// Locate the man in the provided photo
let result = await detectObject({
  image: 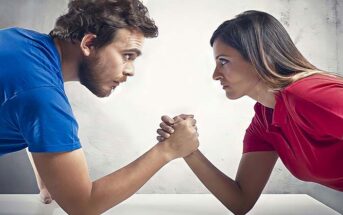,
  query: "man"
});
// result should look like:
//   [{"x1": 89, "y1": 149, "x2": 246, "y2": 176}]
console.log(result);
[{"x1": 0, "y1": 0, "x2": 199, "y2": 214}]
